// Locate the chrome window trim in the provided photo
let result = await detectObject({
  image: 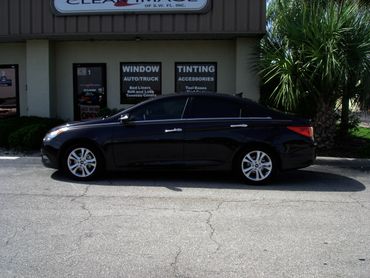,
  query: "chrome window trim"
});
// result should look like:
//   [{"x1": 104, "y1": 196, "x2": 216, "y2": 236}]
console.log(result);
[{"x1": 124, "y1": 117, "x2": 273, "y2": 124}]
